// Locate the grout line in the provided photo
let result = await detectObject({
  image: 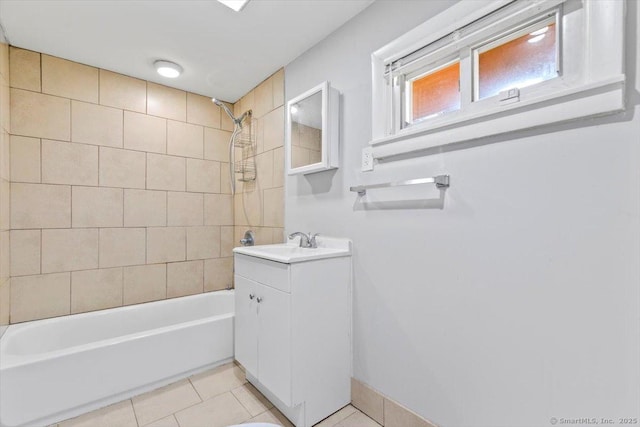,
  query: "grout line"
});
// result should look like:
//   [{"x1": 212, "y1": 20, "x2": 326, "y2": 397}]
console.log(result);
[{"x1": 128, "y1": 399, "x2": 141, "y2": 427}]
